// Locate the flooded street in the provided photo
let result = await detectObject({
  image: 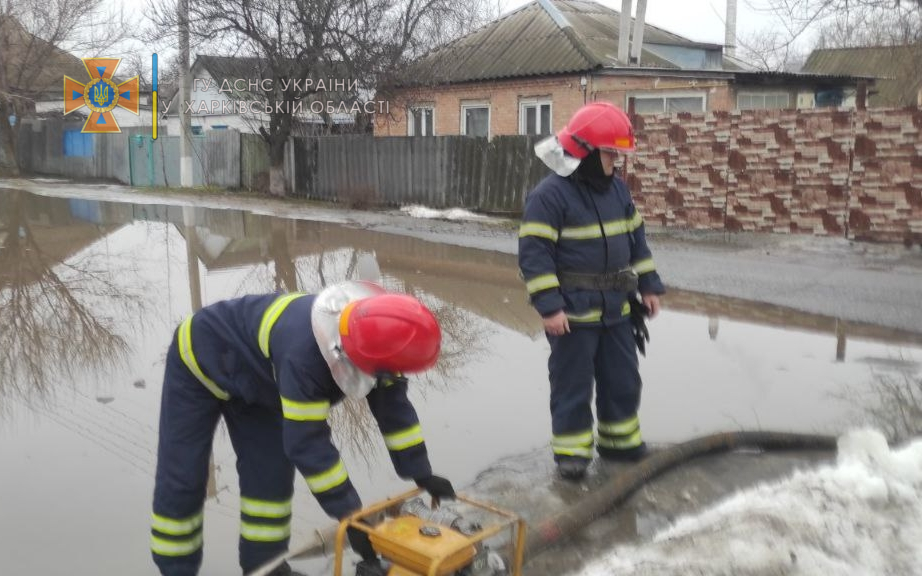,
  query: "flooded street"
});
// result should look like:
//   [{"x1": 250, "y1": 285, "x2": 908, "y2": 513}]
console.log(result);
[{"x1": 1, "y1": 187, "x2": 921, "y2": 575}]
